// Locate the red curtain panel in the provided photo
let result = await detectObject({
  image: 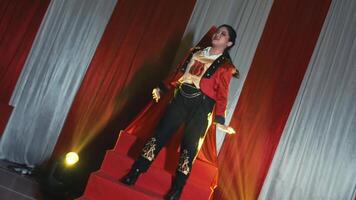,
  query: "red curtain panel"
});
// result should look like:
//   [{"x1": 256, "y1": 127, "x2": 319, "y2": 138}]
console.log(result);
[
  {"x1": 53, "y1": 0, "x2": 196, "y2": 162},
  {"x1": 0, "y1": 0, "x2": 49, "y2": 135},
  {"x1": 215, "y1": 0, "x2": 331, "y2": 199},
  {"x1": 0, "y1": 0, "x2": 50, "y2": 103}
]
